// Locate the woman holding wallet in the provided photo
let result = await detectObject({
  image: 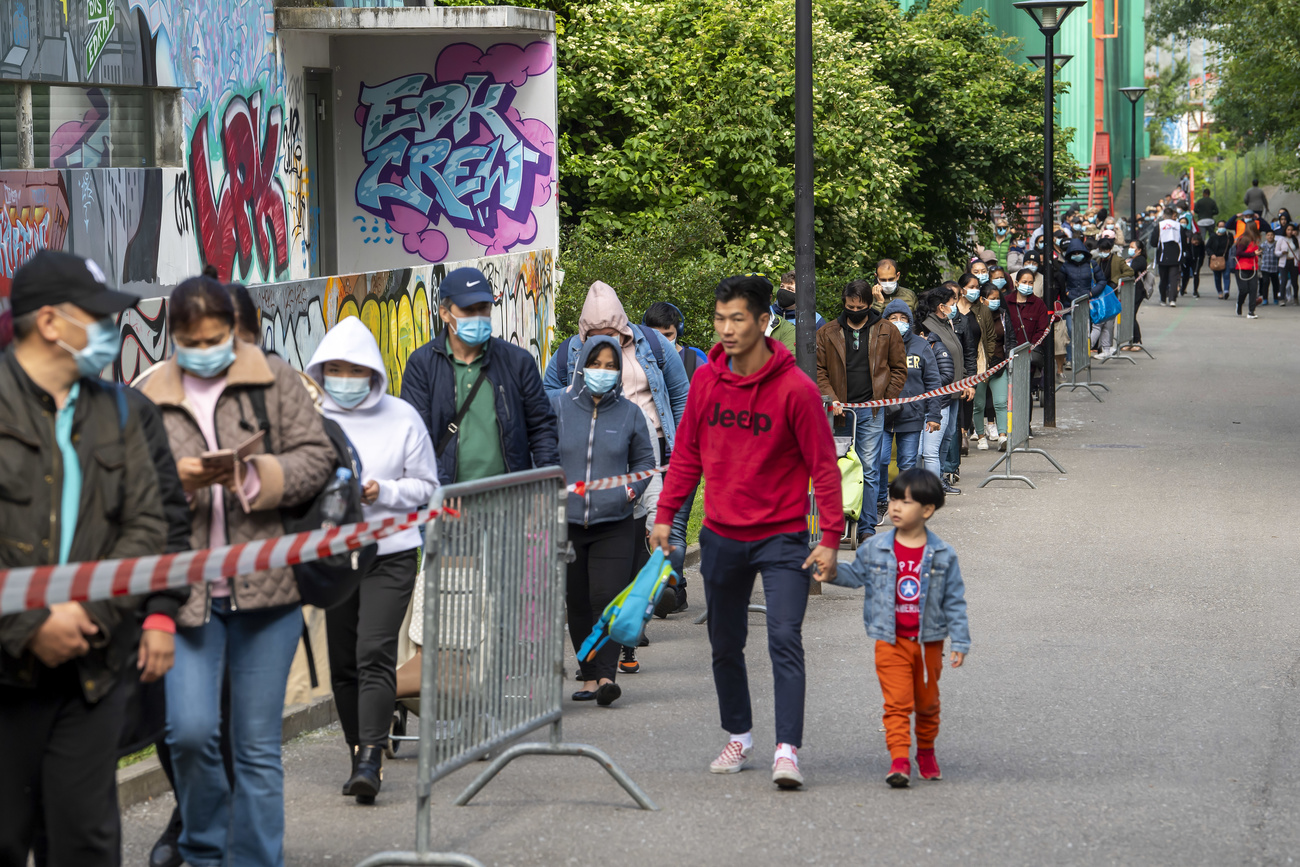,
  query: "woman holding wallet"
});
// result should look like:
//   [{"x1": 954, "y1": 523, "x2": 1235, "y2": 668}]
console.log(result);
[{"x1": 138, "y1": 275, "x2": 334, "y2": 867}]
